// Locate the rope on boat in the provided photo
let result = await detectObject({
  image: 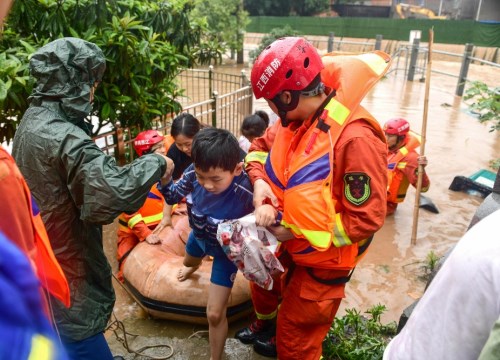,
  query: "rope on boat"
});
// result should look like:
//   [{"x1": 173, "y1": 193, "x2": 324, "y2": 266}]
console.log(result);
[{"x1": 108, "y1": 273, "x2": 174, "y2": 359}]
